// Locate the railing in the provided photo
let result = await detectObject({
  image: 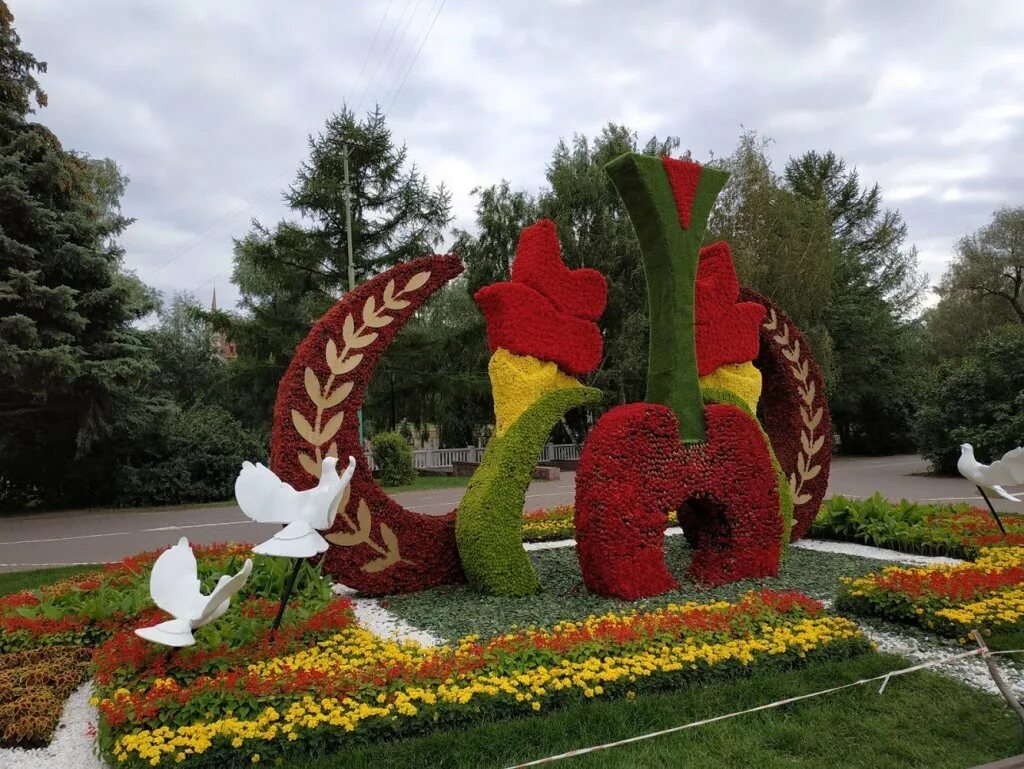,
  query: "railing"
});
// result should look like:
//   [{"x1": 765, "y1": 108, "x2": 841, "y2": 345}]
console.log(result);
[{"x1": 365, "y1": 443, "x2": 581, "y2": 470}]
